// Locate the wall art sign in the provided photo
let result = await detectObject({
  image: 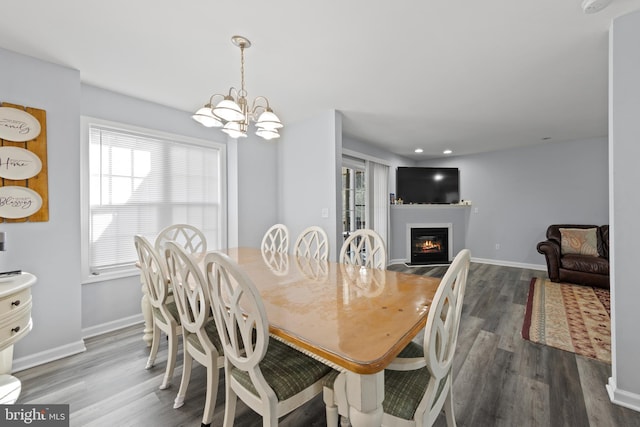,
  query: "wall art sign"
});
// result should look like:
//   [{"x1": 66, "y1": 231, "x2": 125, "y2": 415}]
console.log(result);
[
  {"x1": 0, "y1": 102, "x2": 49, "y2": 222},
  {"x1": 0, "y1": 146, "x2": 42, "y2": 180},
  {"x1": 0, "y1": 186, "x2": 43, "y2": 219},
  {"x1": 0, "y1": 107, "x2": 42, "y2": 142}
]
